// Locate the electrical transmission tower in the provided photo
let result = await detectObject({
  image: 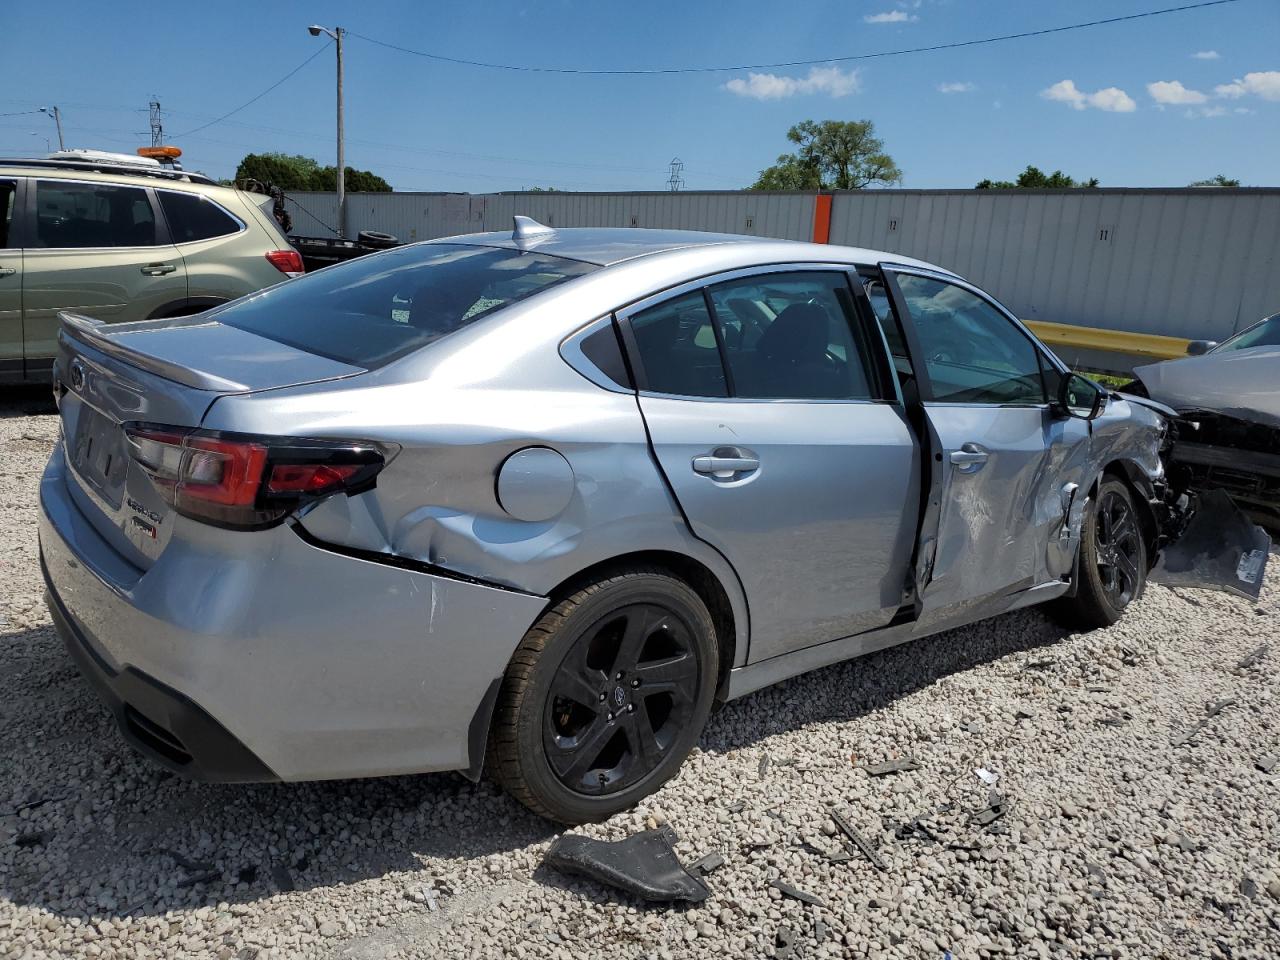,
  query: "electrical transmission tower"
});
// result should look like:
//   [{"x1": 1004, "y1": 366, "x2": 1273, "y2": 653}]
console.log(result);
[
  {"x1": 149, "y1": 99, "x2": 164, "y2": 147},
  {"x1": 666, "y1": 157, "x2": 684, "y2": 192}
]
